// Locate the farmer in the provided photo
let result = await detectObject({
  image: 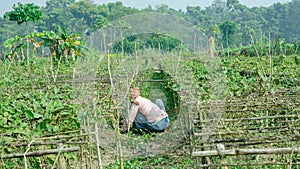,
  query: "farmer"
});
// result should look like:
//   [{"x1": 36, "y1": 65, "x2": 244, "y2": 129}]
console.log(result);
[{"x1": 121, "y1": 87, "x2": 169, "y2": 132}]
